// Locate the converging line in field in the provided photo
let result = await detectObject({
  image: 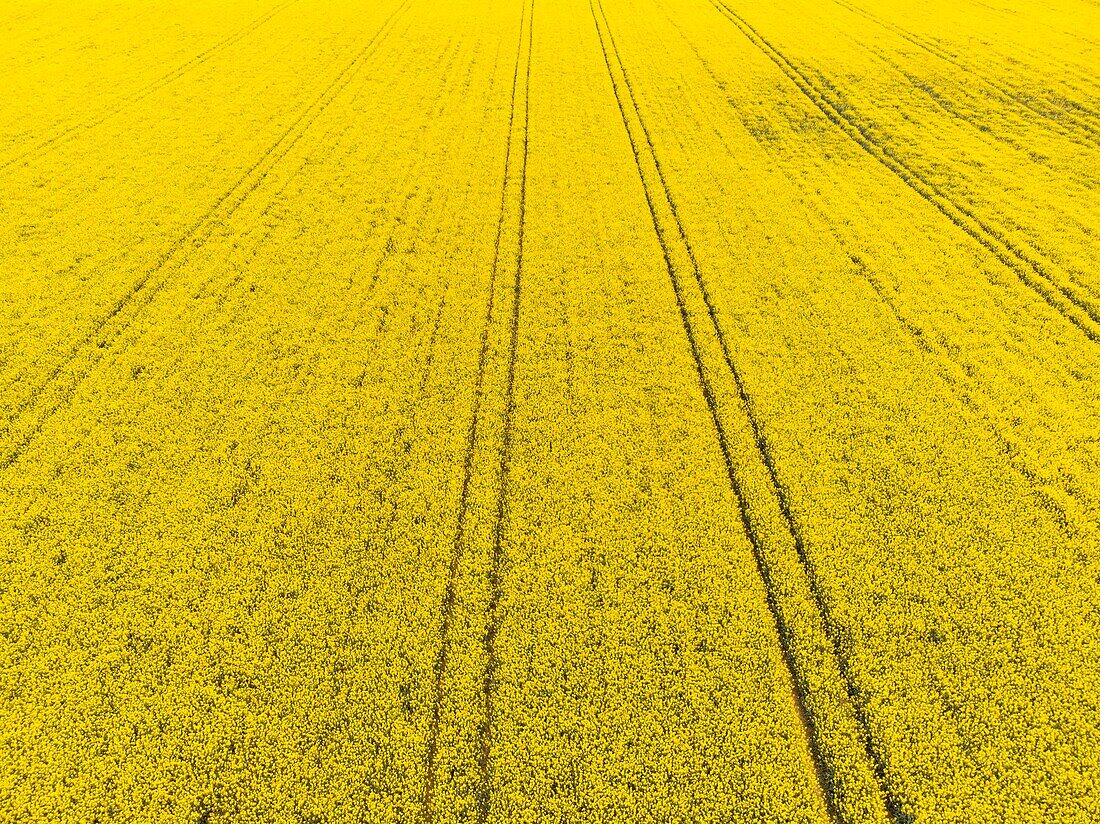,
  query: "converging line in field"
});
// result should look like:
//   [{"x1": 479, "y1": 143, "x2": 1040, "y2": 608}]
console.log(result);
[
  {"x1": 705, "y1": 0, "x2": 1100, "y2": 345},
  {"x1": 0, "y1": 0, "x2": 415, "y2": 474},
  {"x1": 830, "y1": 0, "x2": 1100, "y2": 148},
  {"x1": 590, "y1": 1, "x2": 908, "y2": 822},
  {"x1": 476, "y1": 0, "x2": 534, "y2": 819},
  {"x1": 0, "y1": 0, "x2": 301, "y2": 172},
  {"x1": 419, "y1": 0, "x2": 534, "y2": 819}
]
